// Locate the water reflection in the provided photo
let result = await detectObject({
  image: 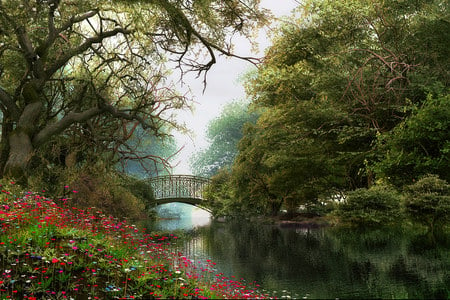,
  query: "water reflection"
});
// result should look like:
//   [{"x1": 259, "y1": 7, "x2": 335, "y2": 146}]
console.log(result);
[
  {"x1": 164, "y1": 220, "x2": 450, "y2": 299},
  {"x1": 154, "y1": 203, "x2": 211, "y2": 231}
]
